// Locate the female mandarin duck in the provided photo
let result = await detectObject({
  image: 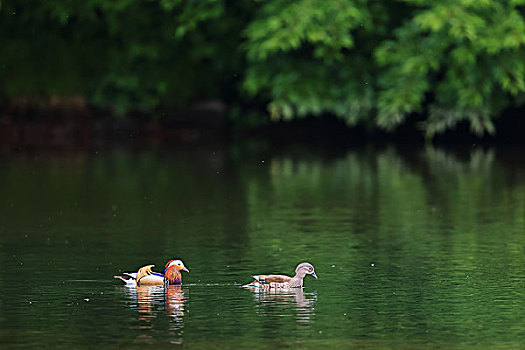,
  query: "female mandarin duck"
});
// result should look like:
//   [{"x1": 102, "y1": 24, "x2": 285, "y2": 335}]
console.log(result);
[
  {"x1": 114, "y1": 259, "x2": 189, "y2": 286},
  {"x1": 243, "y1": 262, "x2": 317, "y2": 289}
]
